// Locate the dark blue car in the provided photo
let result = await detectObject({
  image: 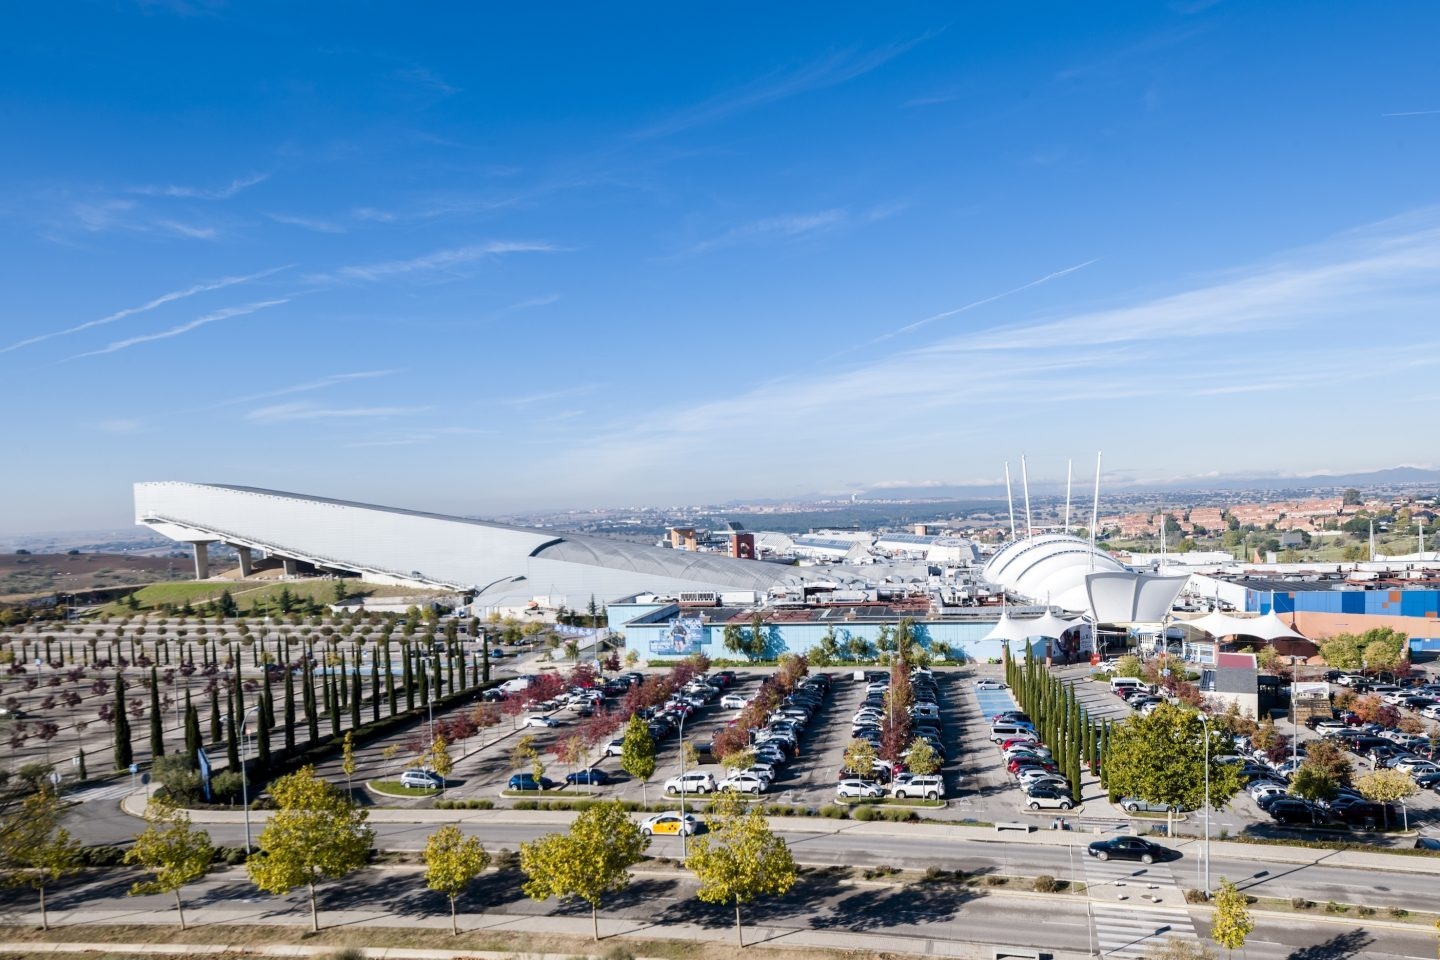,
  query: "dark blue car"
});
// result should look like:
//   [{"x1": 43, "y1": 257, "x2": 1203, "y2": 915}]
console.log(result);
[
  {"x1": 508, "y1": 773, "x2": 554, "y2": 791},
  {"x1": 564, "y1": 768, "x2": 612, "y2": 786}
]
